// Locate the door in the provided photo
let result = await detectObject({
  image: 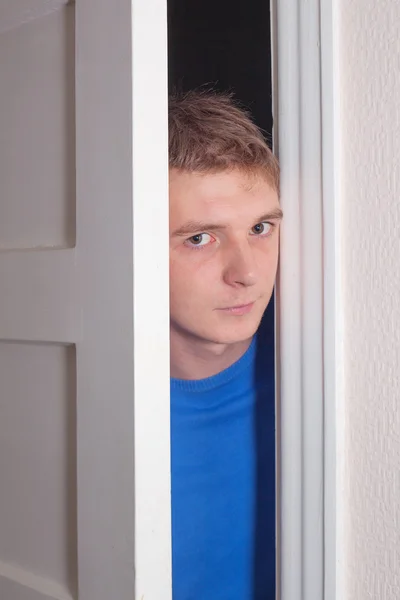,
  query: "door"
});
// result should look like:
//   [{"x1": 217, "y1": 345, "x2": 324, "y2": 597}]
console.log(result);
[{"x1": 0, "y1": 1, "x2": 171, "y2": 599}]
